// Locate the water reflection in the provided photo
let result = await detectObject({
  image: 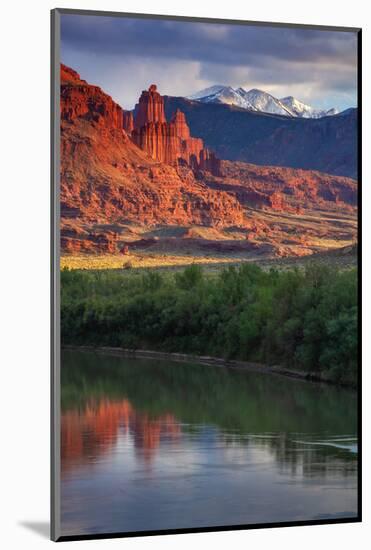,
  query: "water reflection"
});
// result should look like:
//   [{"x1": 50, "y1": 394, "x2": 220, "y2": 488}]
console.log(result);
[
  {"x1": 61, "y1": 350, "x2": 358, "y2": 537},
  {"x1": 62, "y1": 400, "x2": 181, "y2": 469}
]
